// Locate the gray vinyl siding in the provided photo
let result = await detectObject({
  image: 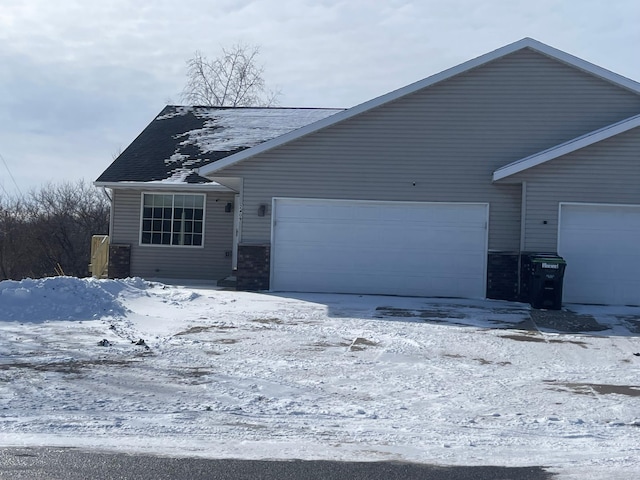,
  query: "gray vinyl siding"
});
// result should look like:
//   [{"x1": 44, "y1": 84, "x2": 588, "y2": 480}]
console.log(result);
[
  {"x1": 110, "y1": 188, "x2": 235, "y2": 280},
  {"x1": 508, "y1": 127, "x2": 640, "y2": 251},
  {"x1": 215, "y1": 48, "x2": 640, "y2": 252}
]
